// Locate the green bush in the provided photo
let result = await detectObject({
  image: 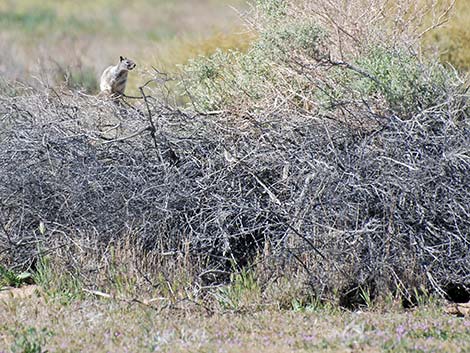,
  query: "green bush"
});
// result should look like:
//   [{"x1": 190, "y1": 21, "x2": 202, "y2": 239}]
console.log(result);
[
  {"x1": 320, "y1": 47, "x2": 452, "y2": 116},
  {"x1": 53, "y1": 65, "x2": 99, "y2": 94},
  {"x1": 181, "y1": 16, "x2": 326, "y2": 112},
  {"x1": 182, "y1": 0, "x2": 461, "y2": 118},
  {"x1": 254, "y1": 0, "x2": 287, "y2": 18},
  {"x1": 66, "y1": 67, "x2": 99, "y2": 93},
  {"x1": 183, "y1": 49, "x2": 269, "y2": 111}
]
